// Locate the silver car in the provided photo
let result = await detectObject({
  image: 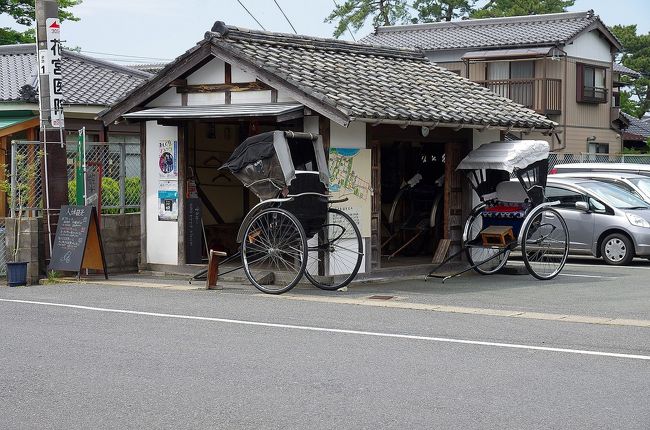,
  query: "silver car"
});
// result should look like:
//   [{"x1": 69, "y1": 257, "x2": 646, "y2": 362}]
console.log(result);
[
  {"x1": 549, "y1": 172, "x2": 650, "y2": 203},
  {"x1": 546, "y1": 177, "x2": 650, "y2": 265}
]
